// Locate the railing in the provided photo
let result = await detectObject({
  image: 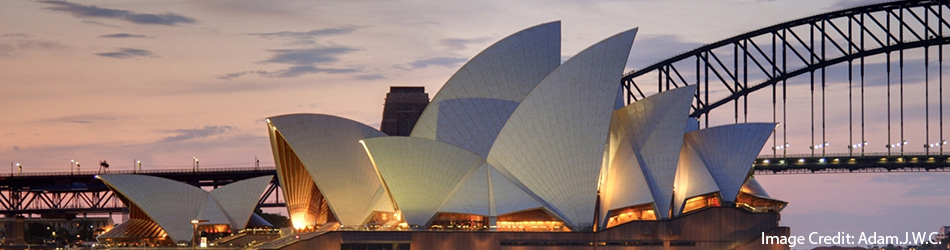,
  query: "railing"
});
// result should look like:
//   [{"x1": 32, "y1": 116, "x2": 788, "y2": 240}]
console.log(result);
[
  {"x1": 758, "y1": 151, "x2": 950, "y2": 159},
  {"x1": 1, "y1": 166, "x2": 277, "y2": 177}
]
